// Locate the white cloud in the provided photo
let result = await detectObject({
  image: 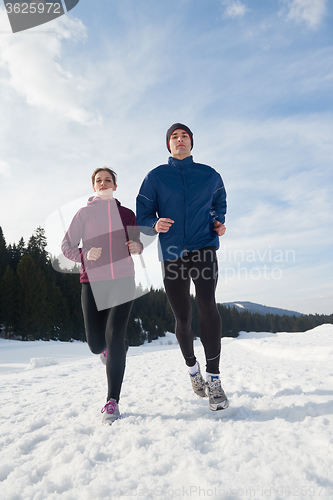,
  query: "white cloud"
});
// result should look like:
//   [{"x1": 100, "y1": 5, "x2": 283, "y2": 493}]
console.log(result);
[
  {"x1": 222, "y1": 0, "x2": 249, "y2": 19},
  {"x1": 0, "y1": 160, "x2": 11, "y2": 176},
  {"x1": 0, "y1": 9, "x2": 97, "y2": 124},
  {"x1": 280, "y1": 0, "x2": 328, "y2": 29},
  {"x1": 197, "y1": 114, "x2": 333, "y2": 313}
]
